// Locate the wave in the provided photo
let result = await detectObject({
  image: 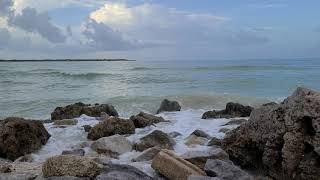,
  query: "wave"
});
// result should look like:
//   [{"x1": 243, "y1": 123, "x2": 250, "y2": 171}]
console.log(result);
[
  {"x1": 130, "y1": 67, "x2": 166, "y2": 71},
  {"x1": 192, "y1": 65, "x2": 306, "y2": 71},
  {"x1": 44, "y1": 72, "x2": 113, "y2": 79}
]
